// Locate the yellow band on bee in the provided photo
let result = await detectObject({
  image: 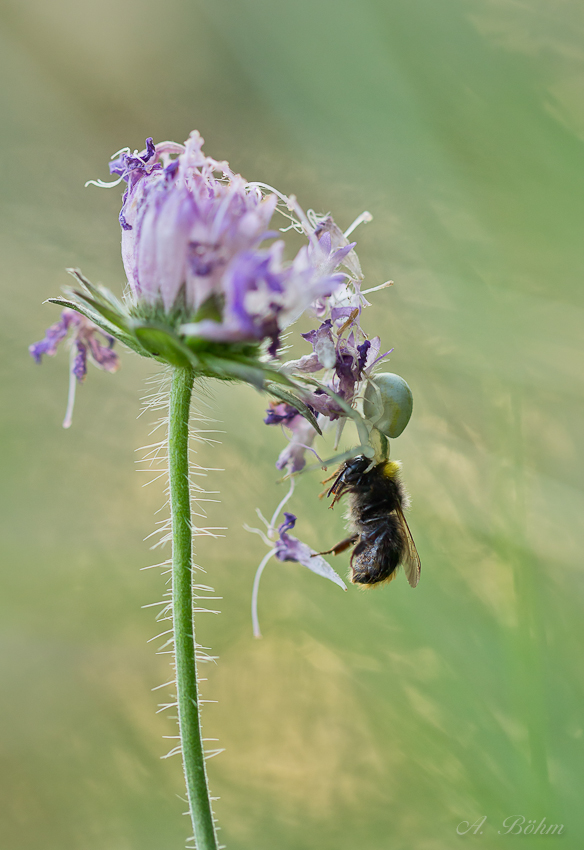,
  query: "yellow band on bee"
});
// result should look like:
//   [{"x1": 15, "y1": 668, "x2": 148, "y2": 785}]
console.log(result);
[{"x1": 381, "y1": 460, "x2": 401, "y2": 479}]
